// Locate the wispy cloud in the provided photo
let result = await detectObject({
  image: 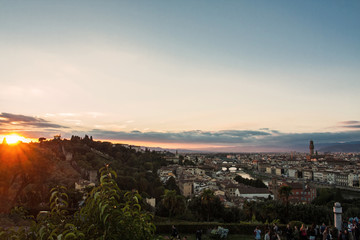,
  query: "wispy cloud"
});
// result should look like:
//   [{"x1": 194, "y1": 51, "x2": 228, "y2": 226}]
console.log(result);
[
  {"x1": 83, "y1": 128, "x2": 360, "y2": 152},
  {"x1": 0, "y1": 112, "x2": 68, "y2": 129},
  {"x1": 338, "y1": 120, "x2": 360, "y2": 129},
  {"x1": 86, "y1": 128, "x2": 360, "y2": 150},
  {"x1": 340, "y1": 121, "x2": 360, "y2": 125},
  {"x1": 89, "y1": 129, "x2": 272, "y2": 144},
  {"x1": 1, "y1": 113, "x2": 360, "y2": 151},
  {"x1": 343, "y1": 125, "x2": 360, "y2": 129}
]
